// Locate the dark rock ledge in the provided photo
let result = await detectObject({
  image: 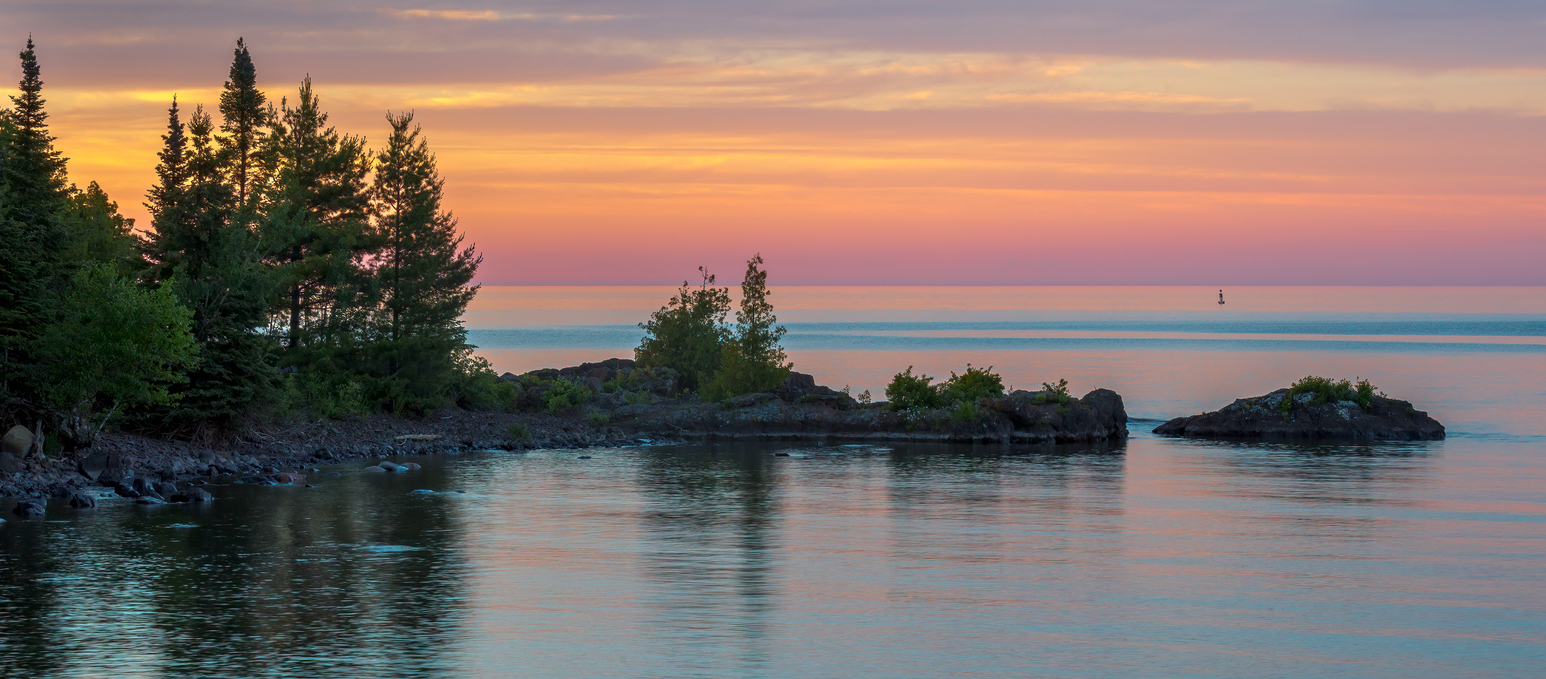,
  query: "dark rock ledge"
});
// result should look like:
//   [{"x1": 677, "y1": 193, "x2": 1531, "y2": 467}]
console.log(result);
[
  {"x1": 0, "y1": 360, "x2": 1127, "y2": 506},
  {"x1": 1153, "y1": 388, "x2": 1445, "y2": 441}
]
